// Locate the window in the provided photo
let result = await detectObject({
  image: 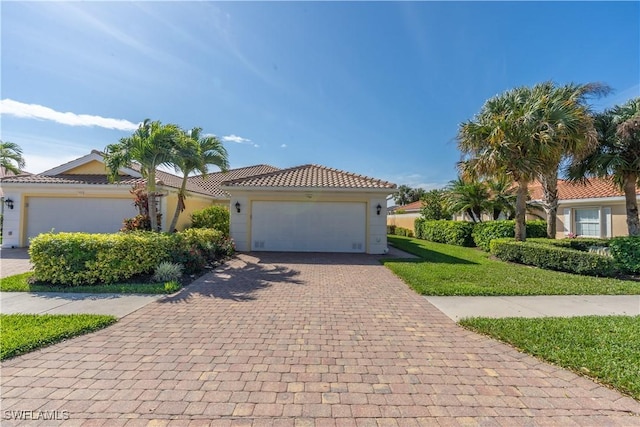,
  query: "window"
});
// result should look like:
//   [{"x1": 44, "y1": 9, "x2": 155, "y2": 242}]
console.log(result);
[{"x1": 575, "y1": 208, "x2": 600, "y2": 237}]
